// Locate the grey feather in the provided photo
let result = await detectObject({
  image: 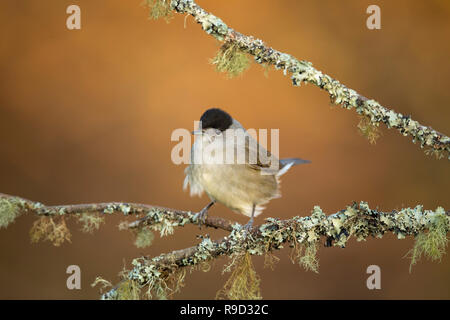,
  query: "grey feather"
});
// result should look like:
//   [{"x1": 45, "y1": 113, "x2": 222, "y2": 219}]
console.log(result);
[{"x1": 280, "y1": 158, "x2": 311, "y2": 167}]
